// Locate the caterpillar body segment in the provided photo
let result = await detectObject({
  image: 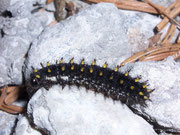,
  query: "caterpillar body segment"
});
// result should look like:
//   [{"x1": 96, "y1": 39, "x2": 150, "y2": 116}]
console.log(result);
[{"x1": 29, "y1": 58, "x2": 152, "y2": 107}]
